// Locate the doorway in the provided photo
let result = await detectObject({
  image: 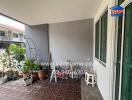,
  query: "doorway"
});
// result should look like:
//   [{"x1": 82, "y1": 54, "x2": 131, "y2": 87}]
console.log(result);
[
  {"x1": 121, "y1": 2, "x2": 132, "y2": 100},
  {"x1": 115, "y1": 1, "x2": 132, "y2": 100}
]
